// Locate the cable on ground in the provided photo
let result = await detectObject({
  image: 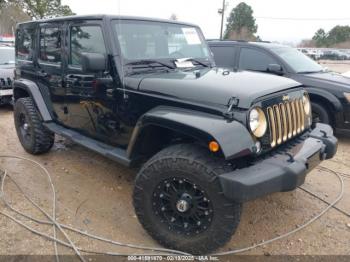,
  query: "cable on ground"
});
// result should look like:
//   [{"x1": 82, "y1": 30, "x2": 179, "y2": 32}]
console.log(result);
[{"x1": 0, "y1": 155, "x2": 345, "y2": 260}]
